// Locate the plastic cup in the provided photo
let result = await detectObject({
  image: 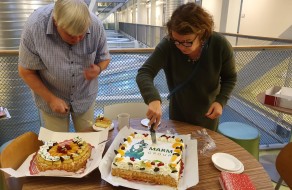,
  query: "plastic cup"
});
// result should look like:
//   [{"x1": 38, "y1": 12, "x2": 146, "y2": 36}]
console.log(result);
[{"x1": 117, "y1": 113, "x2": 130, "y2": 130}]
